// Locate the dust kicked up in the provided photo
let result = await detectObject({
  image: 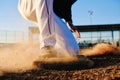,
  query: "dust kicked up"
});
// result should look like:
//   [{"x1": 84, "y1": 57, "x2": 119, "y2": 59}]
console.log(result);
[{"x1": 0, "y1": 43, "x2": 120, "y2": 76}]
